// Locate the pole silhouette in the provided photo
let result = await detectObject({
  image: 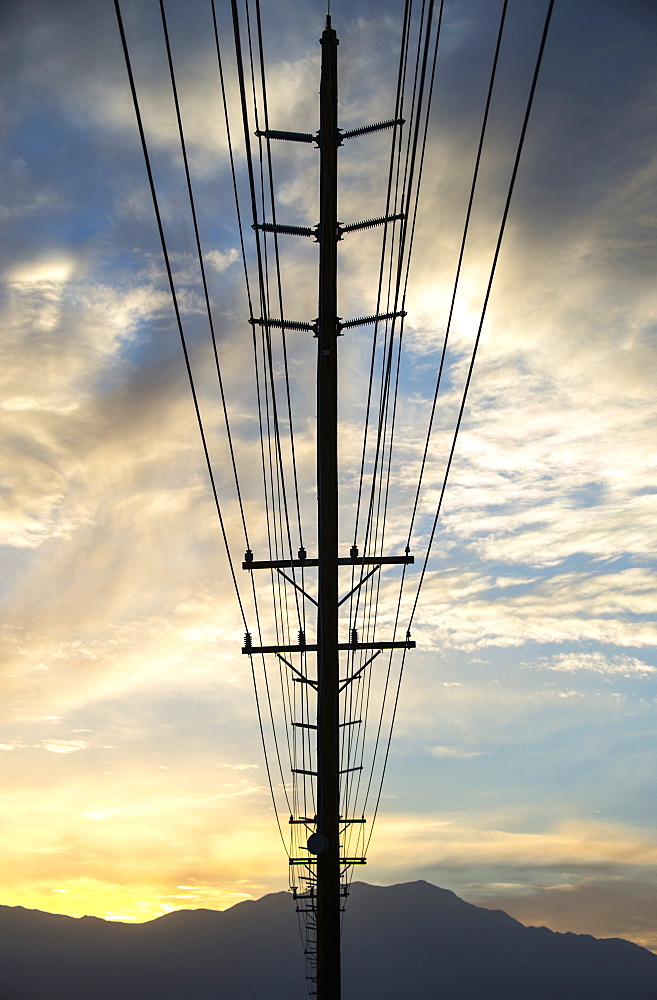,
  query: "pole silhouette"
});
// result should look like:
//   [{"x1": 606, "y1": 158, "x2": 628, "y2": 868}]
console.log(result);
[
  {"x1": 315, "y1": 18, "x2": 341, "y2": 998},
  {"x1": 242, "y1": 16, "x2": 412, "y2": 999}
]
